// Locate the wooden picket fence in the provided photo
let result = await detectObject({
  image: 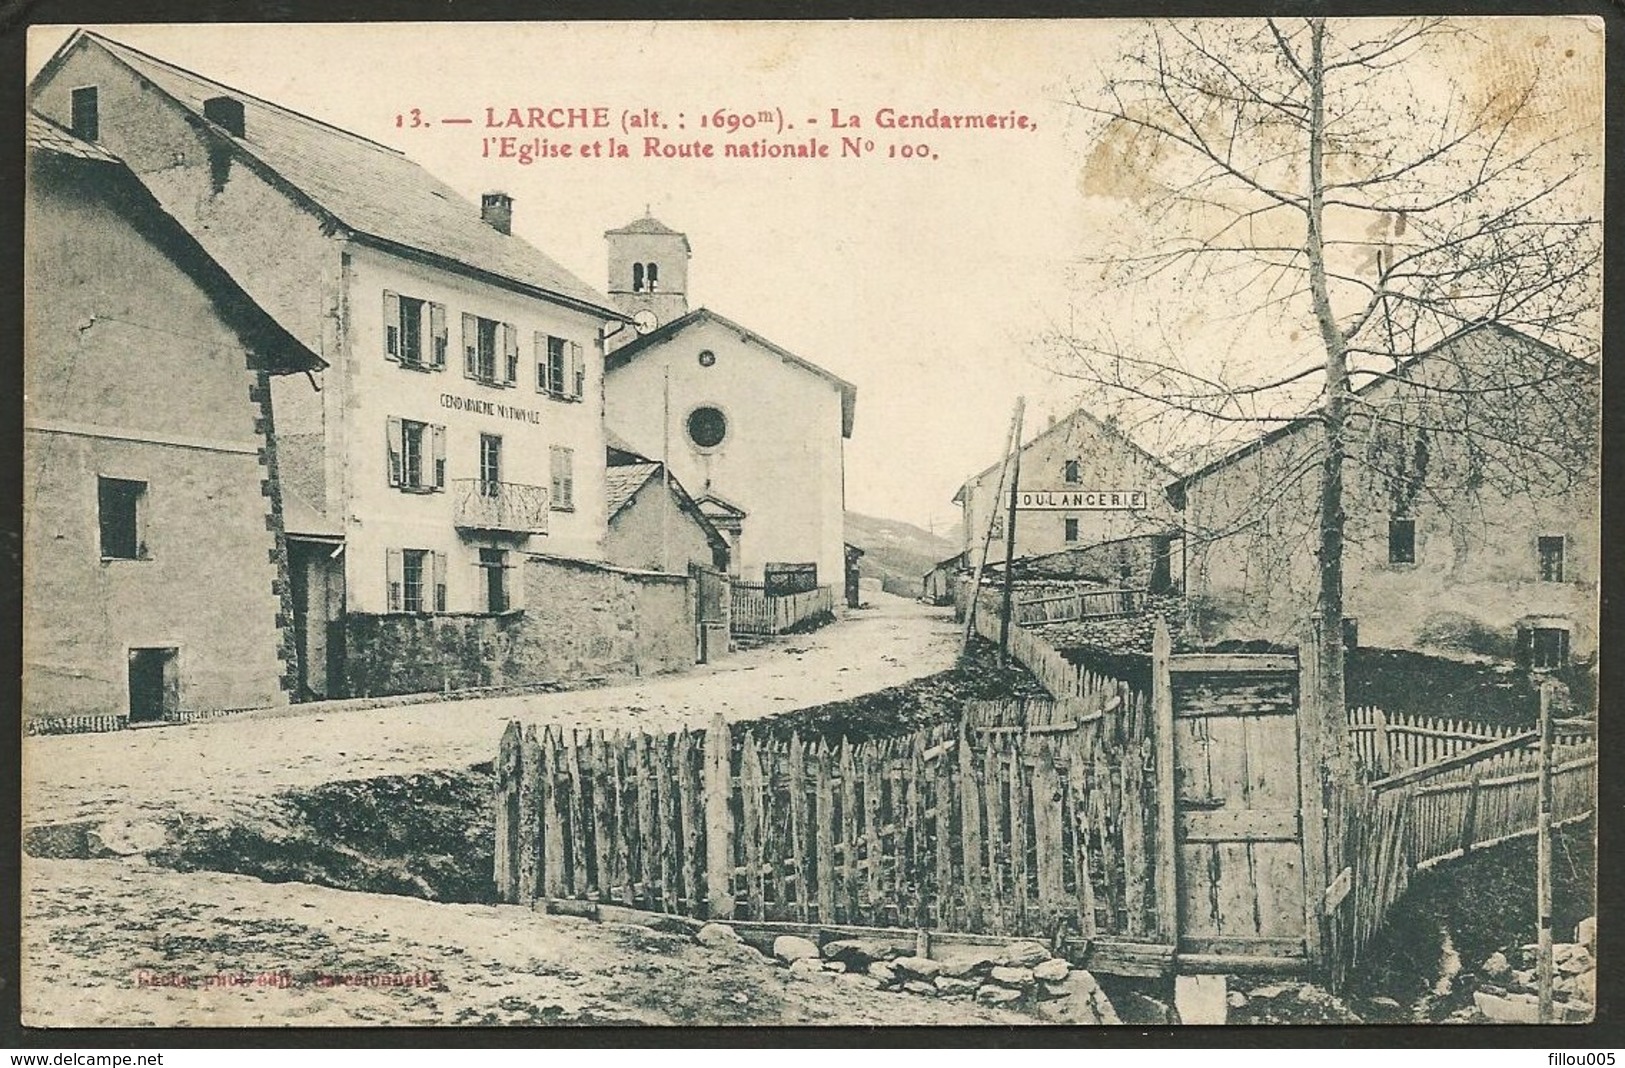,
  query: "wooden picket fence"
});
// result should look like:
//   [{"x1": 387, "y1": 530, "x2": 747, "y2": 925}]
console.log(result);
[
  {"x1": 730, "y1": 582, "x2": 836, "y2": 636},
  {"x1": 1328, "y1": 726, "x2": 1597, "y2": 975},
  {"x1": 1346, "y1": 705, "x2": 1593, "y2": 780},
  {"x1": 495, "y1": 695, "x2": 1166, "y2": 941},
  {"x1": 1014, "y1": 587, "x2": 1146, "y2": 626},
  {"x1": 969, "y1": 589, "x2": 1140, "y2": 701}
]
